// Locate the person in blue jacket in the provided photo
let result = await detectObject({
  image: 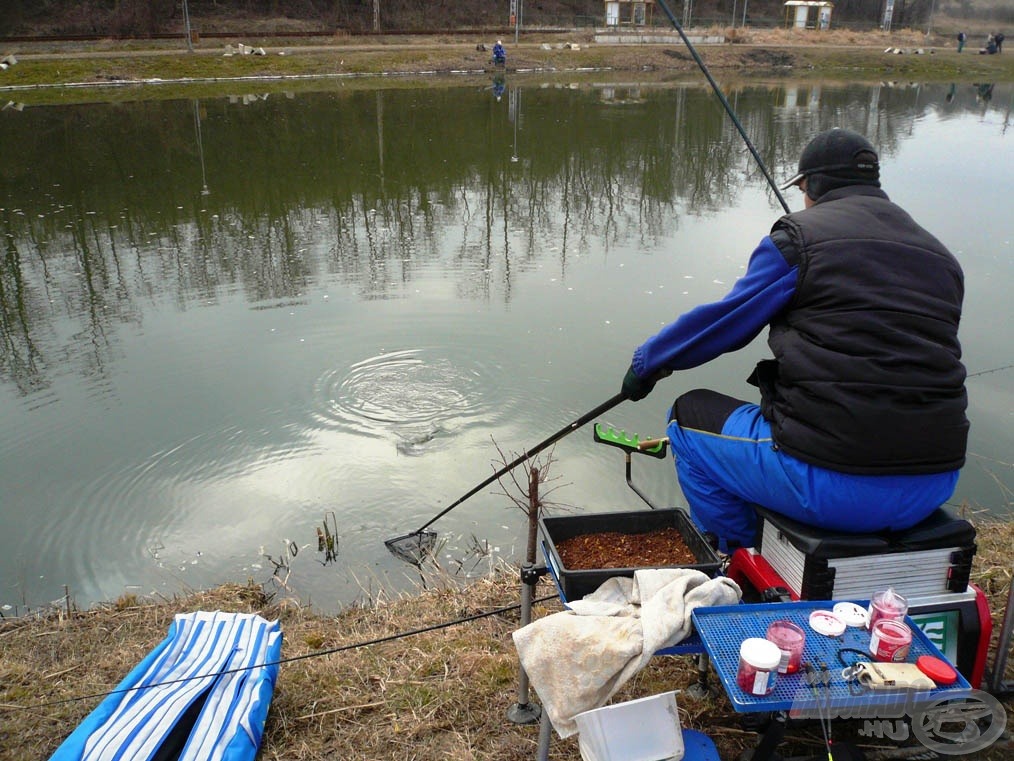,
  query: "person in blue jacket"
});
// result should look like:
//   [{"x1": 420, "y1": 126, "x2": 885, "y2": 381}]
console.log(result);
[
  {"x1": 621, "y1": 129, "x2": 968, "y2": 551},
  {"x1": 492, "y1": 40, "x2": 507, "y2": 66}
]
